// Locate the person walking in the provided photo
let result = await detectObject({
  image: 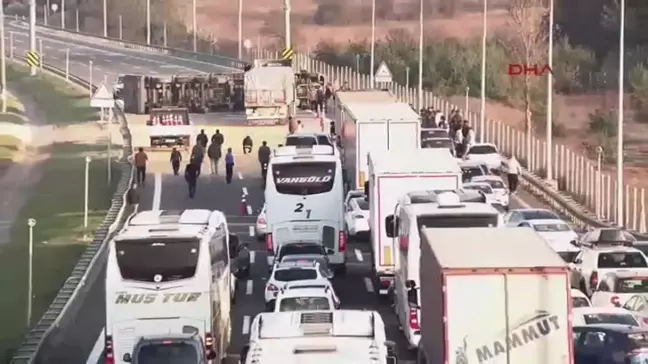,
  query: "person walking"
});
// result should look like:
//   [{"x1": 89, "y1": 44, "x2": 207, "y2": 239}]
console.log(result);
[
  {"x1": 196, "y1": 129, "x2": 208, "y2": 149},
  {"x1": 170, "y1": 147, "x2": 182, "y2": 176},
  {"x1": 191, "y1": 142, "x2": 205, "y2": 176},
  {"x1": 242, "y1": 136, "x2": 253, "y2": 154},
  {"x1": 134, "y1": 147, "x2": 148, "y2": 185},
  {"x1": 258, "y1": 141, "x2": 271, "y2": 178},
  {"x1": 296, "y1": 120, "x2": 304, "y2": 132},
  {"x1": 185, "y1": 159, "x2": 200, "y2": 198},
  {"x1": 506, "y1": 154, "x2": 522, "y2": 193},
  {"x1": 207, "y1": 141, "x2": 222, "y2": 175},
  {"x1": 126, "y1": 183, "x2": 140, "y2": 207},
  {"x1": 288, "y1": 116, "x2": 297, "y2": 134},
  {"x1": 225, "y1": 148, "x2": 235, "y2": 184},
  {"x1": 211, "y1": 129, "x2": 225, "y2": 146}
]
